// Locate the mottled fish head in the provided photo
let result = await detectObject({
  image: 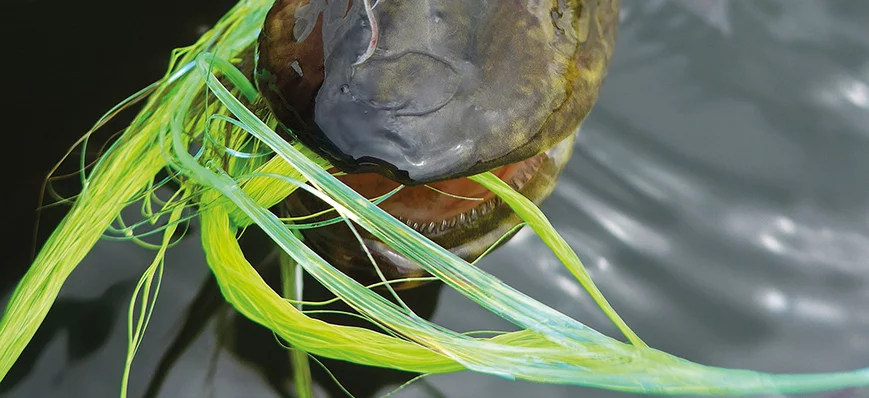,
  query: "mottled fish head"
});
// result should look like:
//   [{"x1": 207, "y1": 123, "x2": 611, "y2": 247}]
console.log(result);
[{"x1": 256, "y1": 0, "x2": 619, "y2": 288}]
